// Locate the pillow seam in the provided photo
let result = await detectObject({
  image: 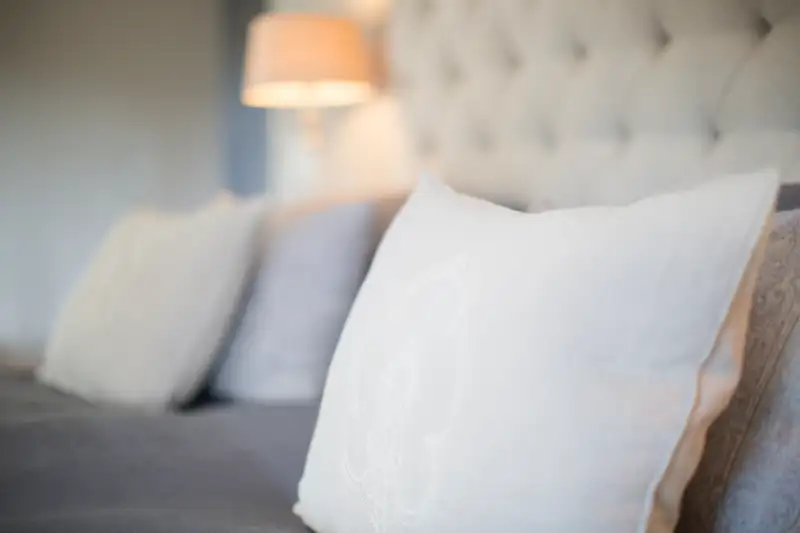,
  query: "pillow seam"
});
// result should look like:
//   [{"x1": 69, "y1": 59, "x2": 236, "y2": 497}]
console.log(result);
[{"x1": 636, "y1": 189, "x2": 776, "y2": 533}]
